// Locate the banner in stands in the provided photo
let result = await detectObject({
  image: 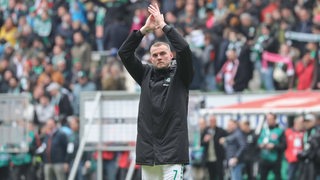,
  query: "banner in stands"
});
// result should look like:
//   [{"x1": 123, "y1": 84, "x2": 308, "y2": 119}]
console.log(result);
[{"x1": 202, "y1": 91, "x2": 320, "y2": 115}]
